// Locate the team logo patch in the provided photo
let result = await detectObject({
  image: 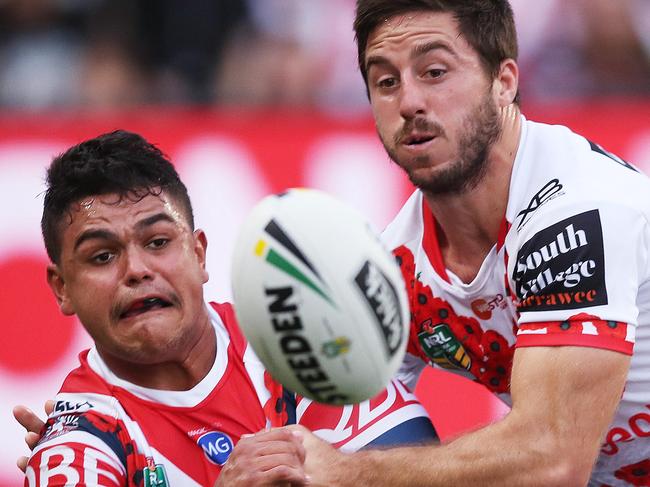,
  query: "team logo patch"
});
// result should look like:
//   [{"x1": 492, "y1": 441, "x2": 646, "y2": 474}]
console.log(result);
[
  {"x1": 417, "y1": 320, "x2": 471, "y2": 370},
  {"x1": 143, "y1": 458, "x2": 169, "y2": 487},
  {"x1": 198, "y1": 431, "x2": 234, "y2": 466},
  {"x1": 514, "y1": 210, "x2": 607, "y2": 312},
  {"x1": 42, "y1": 414, "x2": 81, "y2": 441},
  {"x1": 354, "y1": 260, "x2": 404, "y2": 358}
]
